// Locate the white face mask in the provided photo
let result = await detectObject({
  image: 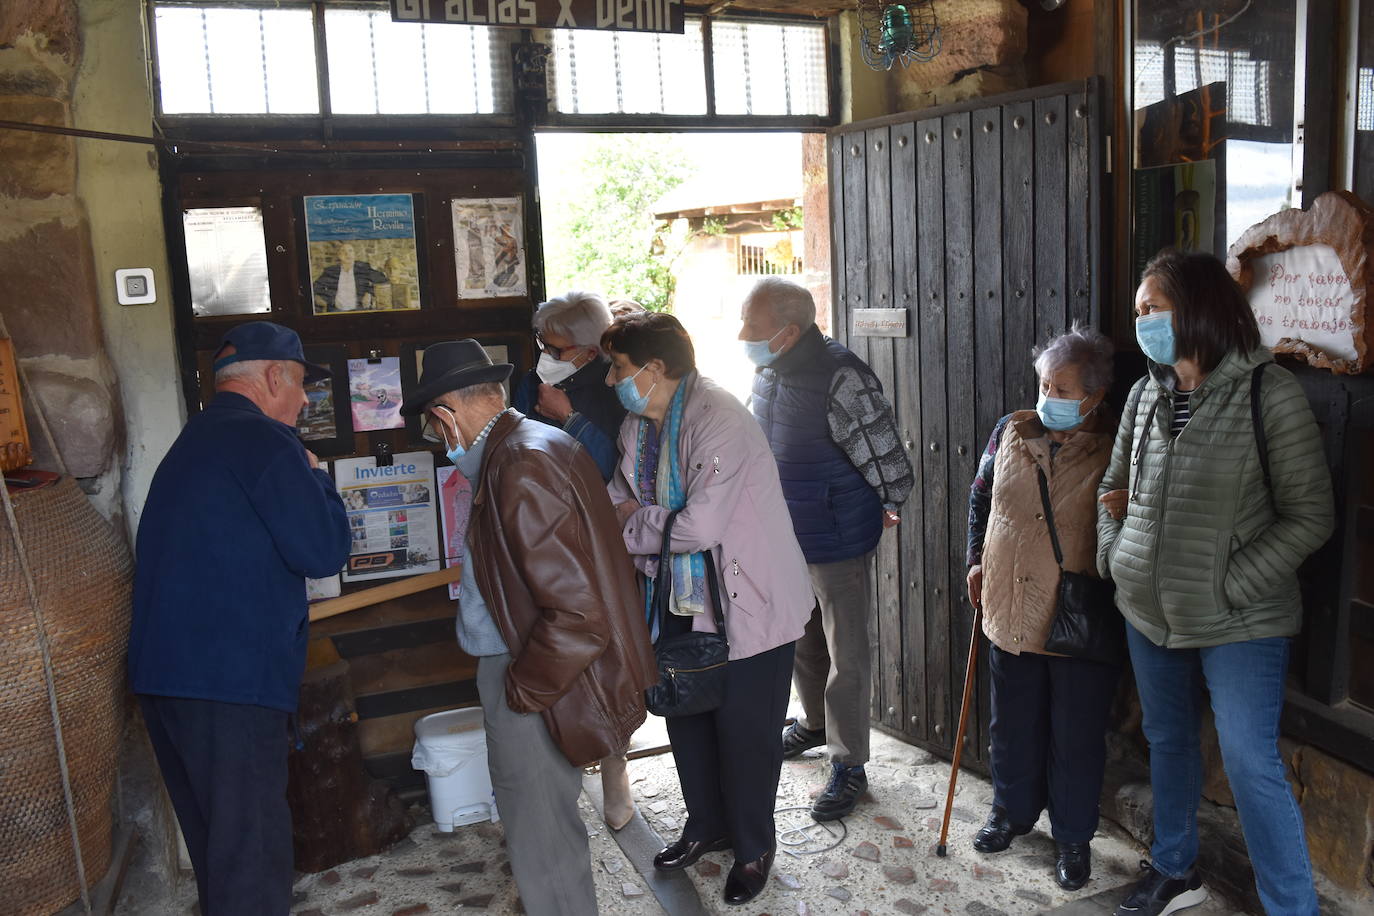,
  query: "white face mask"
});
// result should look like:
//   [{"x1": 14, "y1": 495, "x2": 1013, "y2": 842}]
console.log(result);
[{"x1": 537, "y1": 351, "x2": 581, "y2": 385}]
